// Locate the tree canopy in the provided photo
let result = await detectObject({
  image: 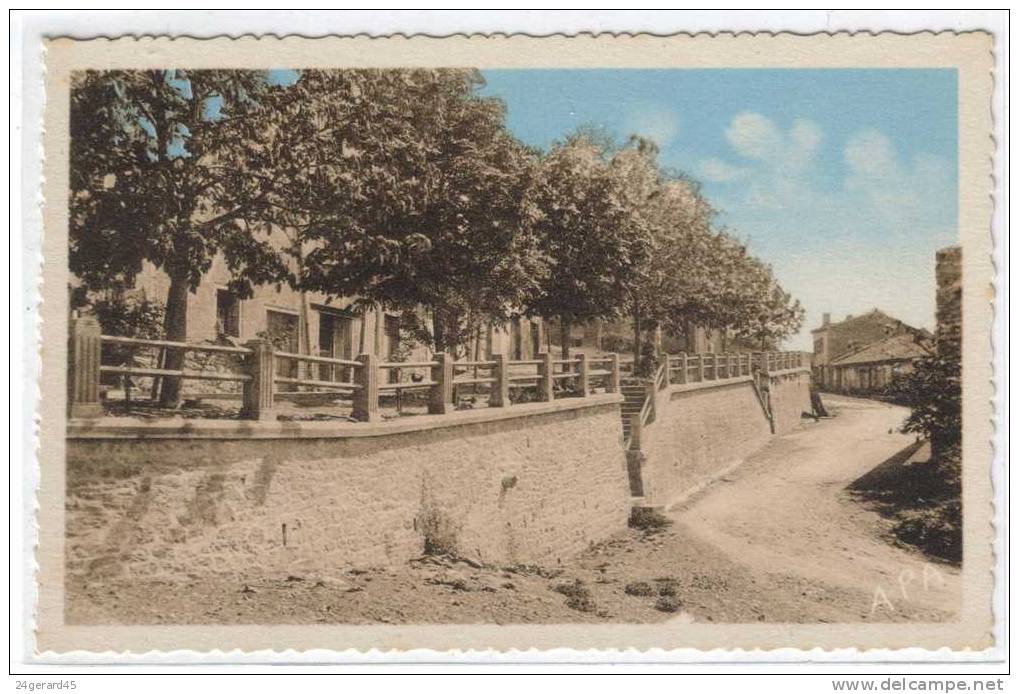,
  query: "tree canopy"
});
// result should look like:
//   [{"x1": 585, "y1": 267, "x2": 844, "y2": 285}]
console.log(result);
[
  {"x1": 70, "y1": 68, "x2": 805, "y2": 391},
  {"x1": 70, "y1": 69, "x2": 294, "y2": 404}
]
